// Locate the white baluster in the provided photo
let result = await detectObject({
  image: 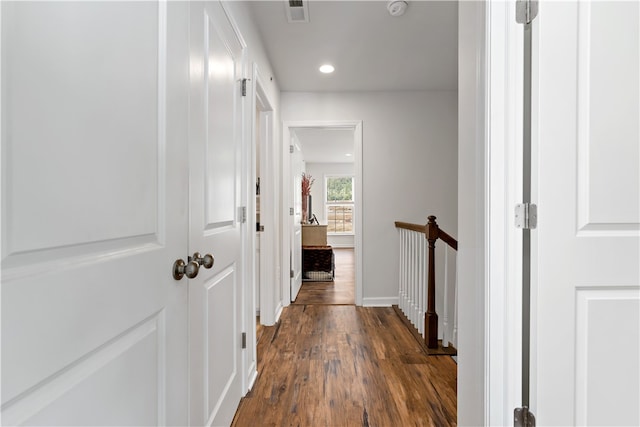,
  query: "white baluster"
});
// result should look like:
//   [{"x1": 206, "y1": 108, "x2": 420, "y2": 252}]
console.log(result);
[
  {"x1": 407, "y1": 231, "x2": 412, "y2": 327},
  {"x1": 442, "y1": 247, "x2": 450, "y2": 348},
  {"x1": 402, "y1": 230, "x2": 409, "y2": 315},
  {"x1": 411, "y1": 231, "x2": 420, "y2": 326},
  {"x1": 416, "y1": 231, "x2": 423, "y2": 335},
  {"x1": 416, "y1": 236, "x2": 421, "y2": 338},
  {"x1": 413, "y1": 231, "x2": 420, "y2": 326},
  {"x1": 400, "y1": 229, "x2": 406, "y2": 315},
  {"x1": 452, "y1": 254, "x2": 458, "y2": 347},
  {"x1": 403, "y1": 229, "x2": 409, "y2": 317},
  {"x1": 414, "y1": 231, "x2": 420, "y2": 330},
  {"x1": 422, "y1": 232, "x2": 427, "y2": 336},
  {"x1": 398, "y1": 230, "x2": 401, "y2": 312}
]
